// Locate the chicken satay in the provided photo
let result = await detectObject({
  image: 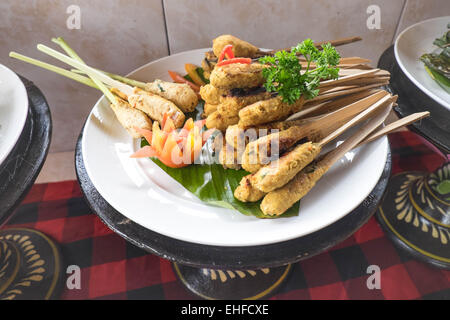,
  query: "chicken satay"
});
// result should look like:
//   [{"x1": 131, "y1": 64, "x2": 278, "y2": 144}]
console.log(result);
[
  {"x1": 260, "y1": 161, "x2": 329, "y2": 216},
  {"x1": 199, "y1": 84, "x2": 228, "y2": 105},
  {"x1": 238, "y1": 96, "x2": 305, "y2": 128},
  {"x1": 145, "y1": 79, "x2": 198, "y2": 113},
  {"x1": 110, "y1": 96, "x2": 153, "y2": 139},
  {"x1": 217, "y1": 89, "x2": 273, "y2": 117},
  {"x1": 210, "y1": 63, "x2": 265, "y2": 90},
  {"x1": 128, "y1": 88, "x2": 185, "y2": 128},
  {"x1": 250, "y1": 142, "x2": 321, "y2": 192},
  {"x1": 205, "y1": 111, "x2": 239, "y2": 132},
  {"x1": 241, "y1": 126, "x2": 306, "y2": 173},
  {"x1": 234, "y1": 174, "x2": 266, "y2": 203},
  {"x1": 203, "y1": 103, "x2": 218, "y2": 117},
  {"x1": 212, "y1": 35, "x2": 259, "y2": 58},
  {"x1": 219, "y1": 143, "x2": 242, "y2": 170}
]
